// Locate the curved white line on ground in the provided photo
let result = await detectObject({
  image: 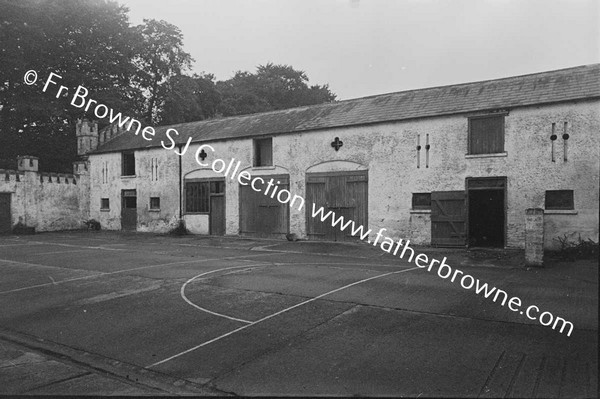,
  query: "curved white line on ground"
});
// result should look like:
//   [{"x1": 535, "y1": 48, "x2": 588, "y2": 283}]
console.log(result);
[
  {"x1": 179, "y1": 261, "x2": 406, "y2": 323},
  {"x1": 0, "y1": 253, "x2": 279, "y2": 295},
  {"x1": 151, "y1": 264, "x2": 421, "y2": 368},
  {"x1": 180, "y1": 264, "x2": 277, "y2": 324}
]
